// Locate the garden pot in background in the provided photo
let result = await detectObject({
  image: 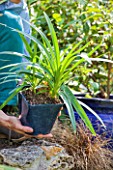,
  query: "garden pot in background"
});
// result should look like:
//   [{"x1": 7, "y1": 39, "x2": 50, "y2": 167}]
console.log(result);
[
  {"x1": 74, "y1": 96, "x2": 113, "y2": 139},
  {"x1": 19, "y1": 94, "x2": 63, "y2": 136}
]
